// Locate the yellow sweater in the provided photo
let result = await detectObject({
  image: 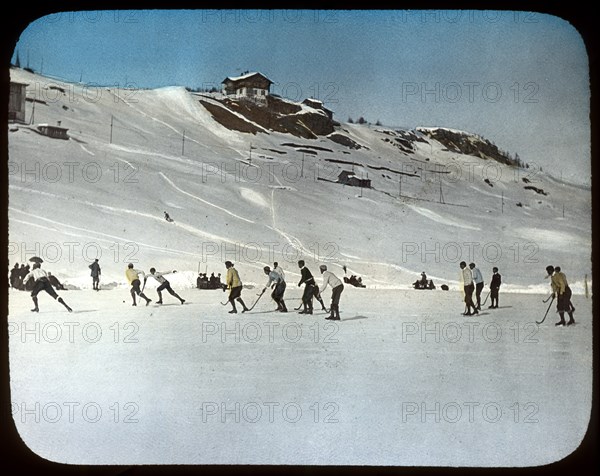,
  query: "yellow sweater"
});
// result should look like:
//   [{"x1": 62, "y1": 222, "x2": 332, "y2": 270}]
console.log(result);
[
  {"x1": 226, "y1": 267, "x2": 241, "y2": 288},
  {"x1": 550, "y1": 272, "x2": 568, "y2": 294},
  {"x1": 125, "y1": 268, "x2": 142, "y2": 284}
]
